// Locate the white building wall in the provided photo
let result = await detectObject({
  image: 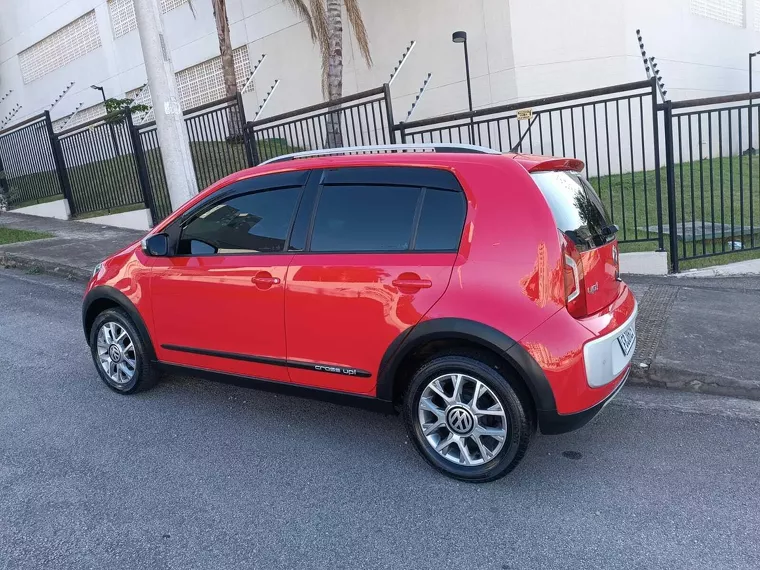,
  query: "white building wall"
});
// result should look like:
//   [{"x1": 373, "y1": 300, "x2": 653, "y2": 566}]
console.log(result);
[{"x1": 0, "y1": 0, "x2": 759, "y2": 140}]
